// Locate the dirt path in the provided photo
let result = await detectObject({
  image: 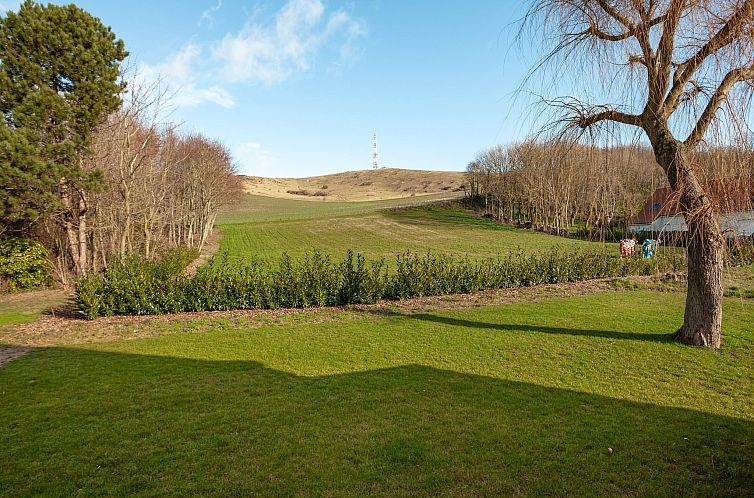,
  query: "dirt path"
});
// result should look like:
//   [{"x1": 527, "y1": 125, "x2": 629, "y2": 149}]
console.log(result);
[
  {"x1": 183, "y1": 228, "x2": 222, "y2": 276},
  {"x1": 0, "y1": 346, "x2": 30, "y2": 368}
]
